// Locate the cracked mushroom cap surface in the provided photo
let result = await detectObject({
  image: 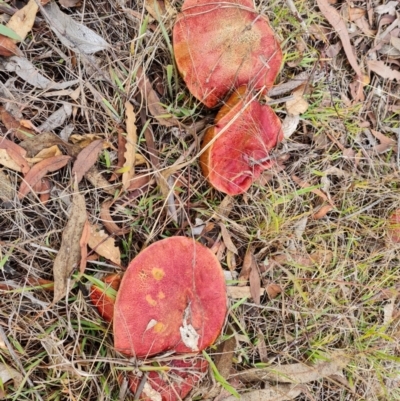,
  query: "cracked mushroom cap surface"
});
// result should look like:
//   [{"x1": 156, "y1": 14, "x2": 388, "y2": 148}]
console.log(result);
[
  {"x1": 173, "y1": 0, "x2": 282, "y2": 108},
  {"x1": 200, "y1": 86, "x2": 283, "y2": 195},
  {"x1": 113, "y1": 236, "x2": 227, "y2": 357}
]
